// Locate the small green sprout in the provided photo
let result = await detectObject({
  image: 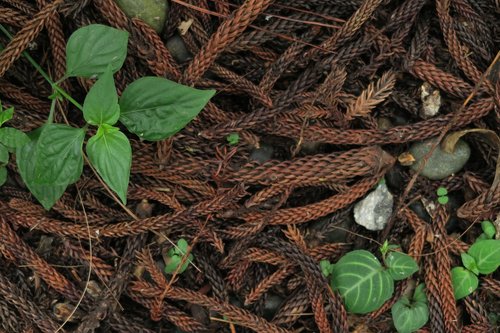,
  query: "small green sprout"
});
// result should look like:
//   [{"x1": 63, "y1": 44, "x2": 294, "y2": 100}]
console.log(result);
[
  {"x1": 226, "y1": 133, "x2": 240, "y2": 145},
  {"x1": 436, "y1": 187, "x2": 449, "y2": 205},
  {"x1": 164, "y1": 238, "x2": 194, "y2": 275}
]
